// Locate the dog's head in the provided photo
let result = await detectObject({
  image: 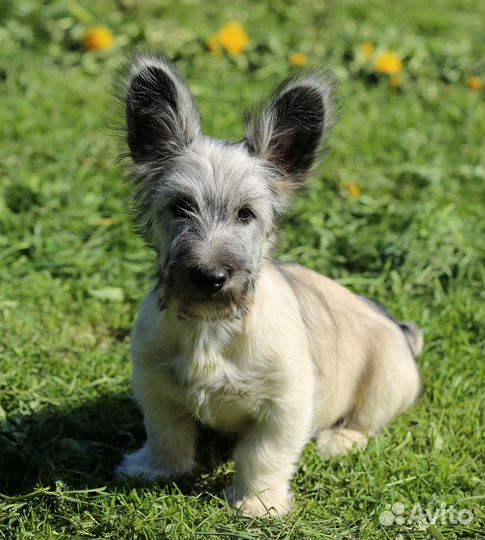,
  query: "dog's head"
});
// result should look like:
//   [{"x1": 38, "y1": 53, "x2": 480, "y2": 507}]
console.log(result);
[{"x1": 124, "y1": 54, "x2": 335, "y2": 320}]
